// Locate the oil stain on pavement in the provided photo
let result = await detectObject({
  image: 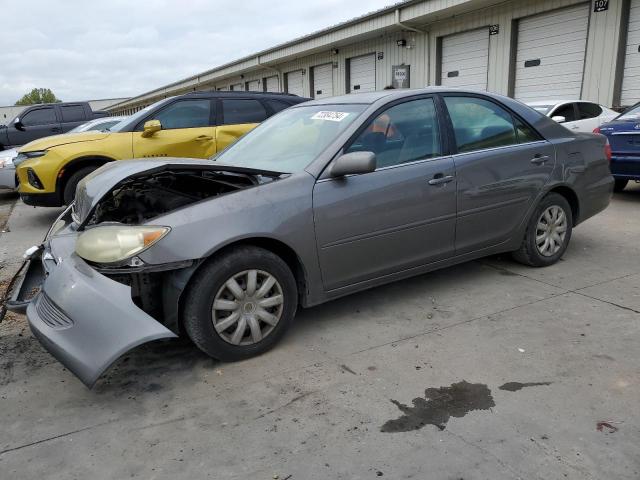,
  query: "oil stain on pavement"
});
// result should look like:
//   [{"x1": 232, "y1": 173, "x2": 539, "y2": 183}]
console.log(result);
[
  {"x1": 498, "y1": 381, "x2": 552, "y2": 392},
  {"x1": 380, "y1": 380, "x2": 495, "y2": 433}
]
